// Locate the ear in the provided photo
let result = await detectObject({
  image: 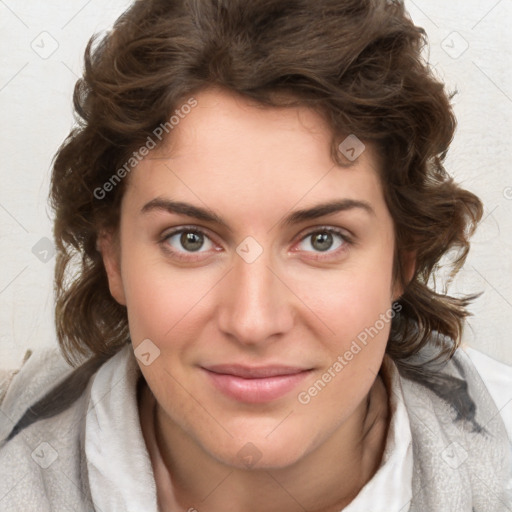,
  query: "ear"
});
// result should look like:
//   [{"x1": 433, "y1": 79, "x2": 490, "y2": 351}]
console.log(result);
[
  {"x1": 97, "y1": 231, "x2": 127, "y2": 306},
  {"x1": 392, "y1": 249, "x2": 416, "y2": 302}
]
